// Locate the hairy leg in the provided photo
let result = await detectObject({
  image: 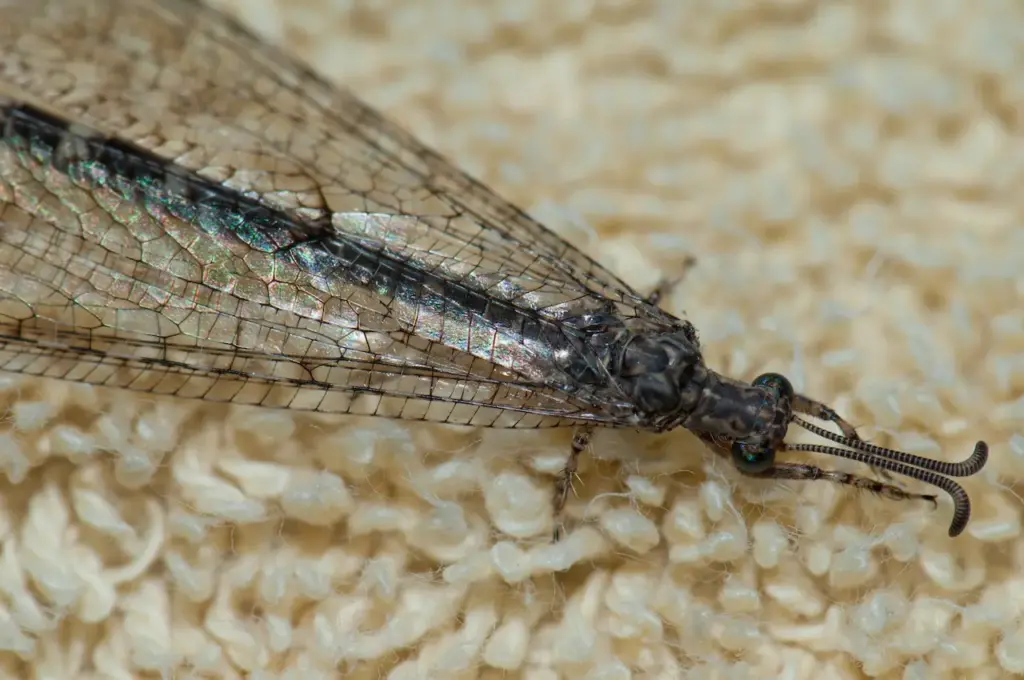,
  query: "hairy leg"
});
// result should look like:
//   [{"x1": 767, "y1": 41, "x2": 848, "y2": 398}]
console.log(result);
[
  {"x1": 553, "y1": 426, "x2": 592, "y2": 540},
  {"x1": 749, "y1": 462, "x2": 937, "y2": 506},
  {"x1": 791, "y1": 392, "x2": 897, "y2": 482},
  {"x1": 644, "y1": 254, "x2": 697, "y2": 307}
]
